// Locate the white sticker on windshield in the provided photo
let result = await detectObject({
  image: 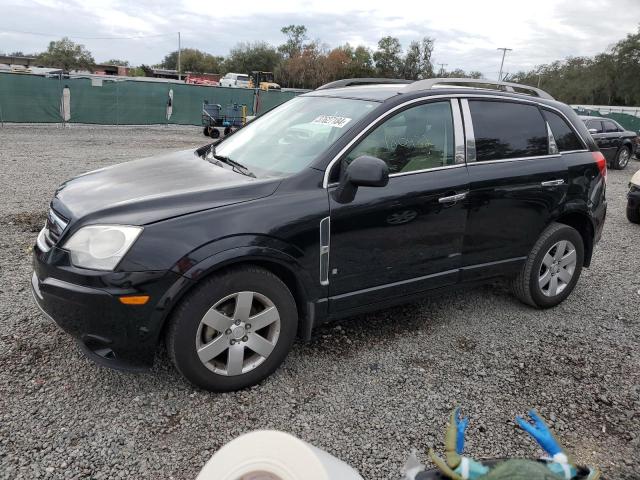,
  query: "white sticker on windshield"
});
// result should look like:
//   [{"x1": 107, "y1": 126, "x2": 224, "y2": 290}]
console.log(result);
[{"x1": 311, "y1": 115, "x2": 352, "y2": 128}]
